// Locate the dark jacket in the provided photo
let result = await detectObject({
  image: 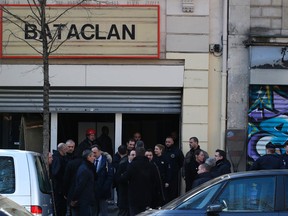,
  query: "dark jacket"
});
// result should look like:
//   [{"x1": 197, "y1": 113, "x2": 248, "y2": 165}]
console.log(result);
[
  {"x1": 281, "y1": 153, "x2": 288, "y2": 169},
  {"x1": 94, "y1": 154, "x2": 114, "y2": 199},
  {"x1": 122, "y1": 156, "x2": 158, "y2": 209},
  {"x1": 114, "y1": 156, "x2": 130, "y2": 209},
  {"x1": 72, "y1": 160, "x2": 96, "y2": 206},
  {"x1": 191, "y1": 172, "x2": 213, "y2": 189},
  {"x1": 63, "y1": 158, "x2": 83, "y2": 202},
  {"x1": 211, "y1": 159, "x2": 231, "y2": 178},
  {"x1": 74, "y1": 138, "x2": 97, "y2": 158},
  {"x1": 112, "y1": 152, "x2": 122, "y2": 171},
  {"x1": 150, "y1": 160, "x2": 166, "y2": 208},
  {"x1": 164, "y1": 145, "x2": 184, "y2": 202},
  {"x1": 153, "y1": 154, "x2": 171, "y2": 185},
  {"x1": 51, "y1": 150, "x2": 68, "y2": 194},
  {"x1": 183, "y1": 147, "x2": 201, "y2": 192},
  {"x1": 165, "y1": 145, "x2": 184, "y2": 176},
  {"x1": 250, "y1": 154, "x2": 285, "y2": 170}
]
